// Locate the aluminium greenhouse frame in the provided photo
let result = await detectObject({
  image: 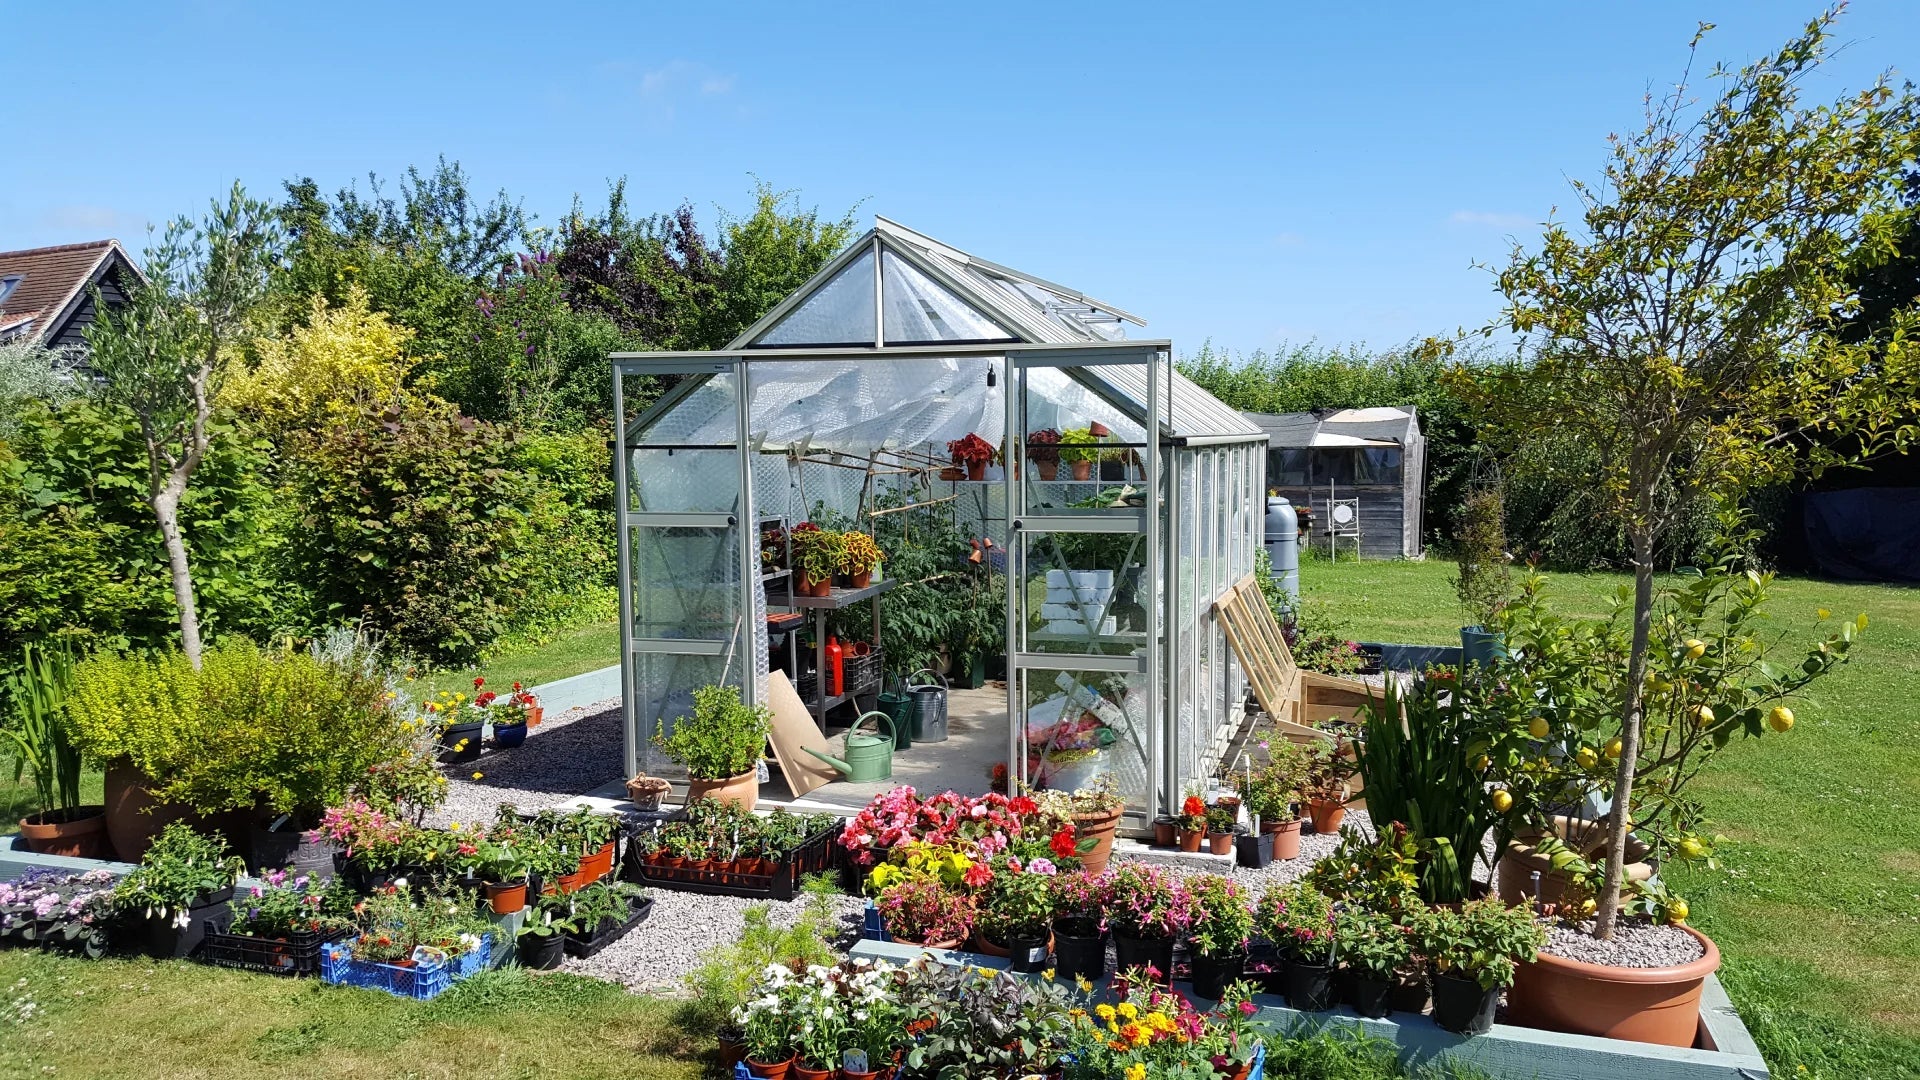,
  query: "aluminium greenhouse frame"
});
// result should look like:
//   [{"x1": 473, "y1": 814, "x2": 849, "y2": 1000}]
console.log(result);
[{"x1": 610, "y1": 219, "x2": 1267, "y2": 826}]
